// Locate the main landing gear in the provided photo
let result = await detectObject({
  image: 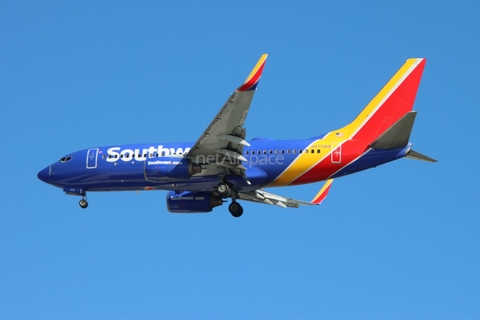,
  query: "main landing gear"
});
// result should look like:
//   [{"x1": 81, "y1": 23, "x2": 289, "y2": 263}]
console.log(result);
[
  {"x1": 217, "y1": 182, "x2": 243, "y2": 218},
  {"x1": 228, "y1": 201, "x2": 243, "y2": 218},
  {"x1": 79, "y1": 195, "x2": 88, "y2": 209},
  {"x1": 216, "y1": 182, "x2": 232, "y2": 198}
]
